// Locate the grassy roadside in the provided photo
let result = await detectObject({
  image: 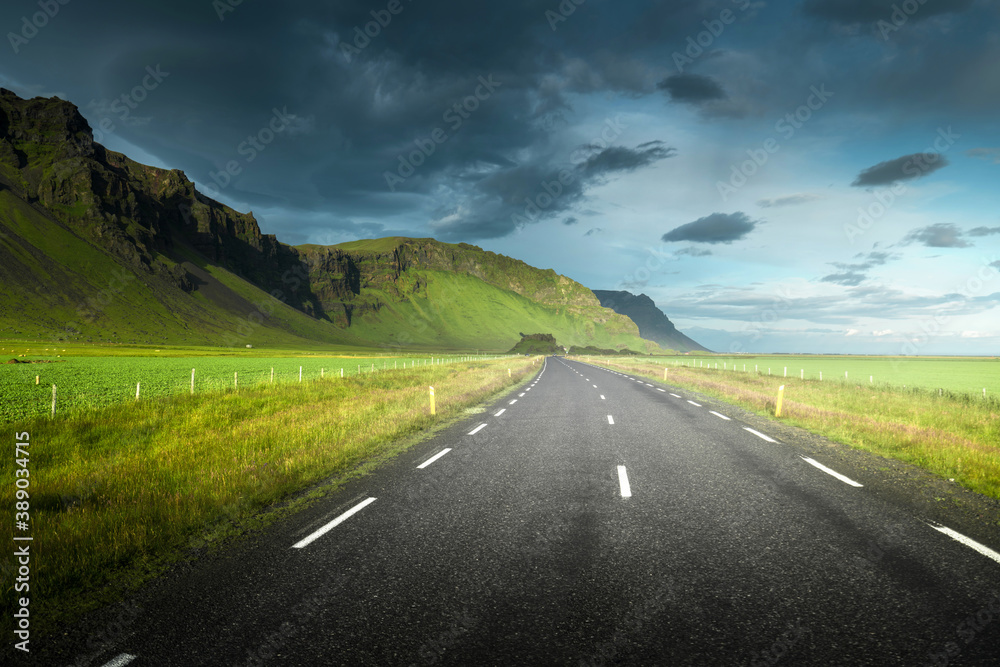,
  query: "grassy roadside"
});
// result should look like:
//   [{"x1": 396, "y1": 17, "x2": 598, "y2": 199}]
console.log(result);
[
  {"x1": 1, "y1": 356, "x2": 541, "y2": 639},
  {"x1": 573, "y1": 356, "x2": 1000, "y2": 503}
]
